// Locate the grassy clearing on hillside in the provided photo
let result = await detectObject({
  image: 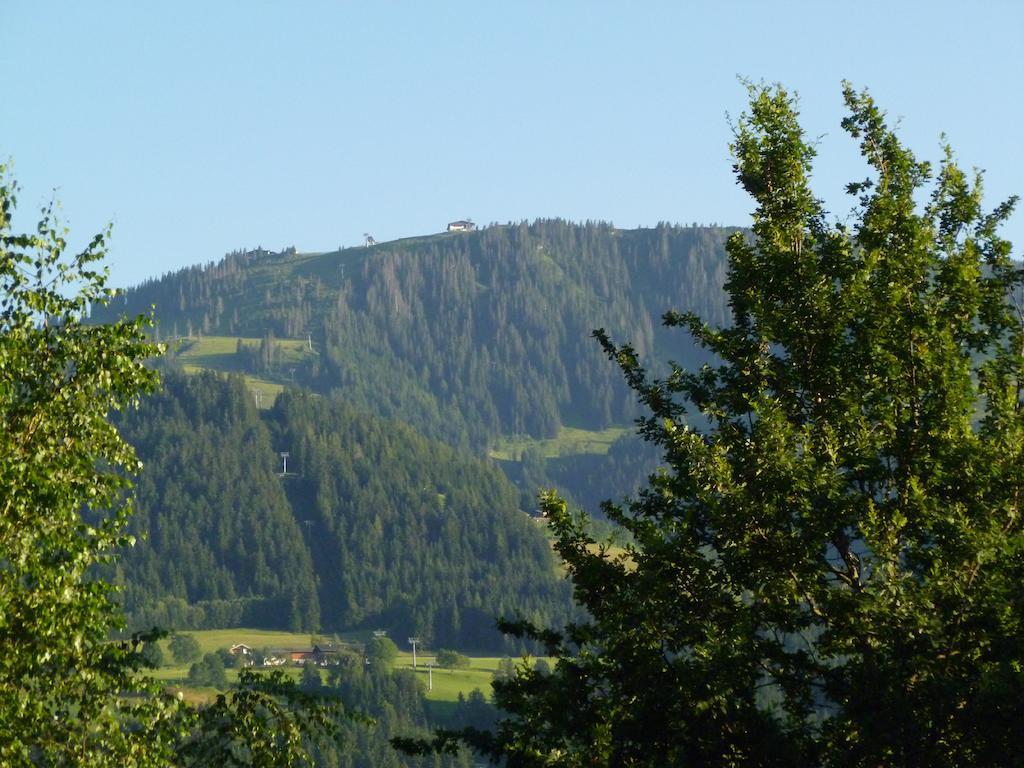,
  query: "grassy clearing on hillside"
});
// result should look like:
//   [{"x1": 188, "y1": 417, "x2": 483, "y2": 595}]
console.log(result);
[
  {"x1": 152, "y1": 657, "x2": 498, "y2": 704},
  {"x1": 489, "y1": 425, "x2": 628, "y2": 461},
  {"x1": 537, "y1": 522, "x2": 633, "y2": 574},
  {"x1": 178, "y1": 365, "x2": 285, "y2": 406},
  {"x1": 149, "y1": 628, "x2": 333, "y2": 690},
  {"x1": 148, "y1": 629, "x2": 532, "y2": 703},
  {"x1": 398, "y1": 655, "x2": 549, "y2": 703},
  {"x1": 556, "y1": 541, "x2": 632, "y2": 574},
  {"x1": 151, "y1": 665, "x2": 247, "y2": 685},
  {"x1": 167, "y1": 685, "x2": 221, "y2": 706},
  {"x1": 173, "y1": 335, "x2": 314, "y2": 408},
  {"x1": 176, "y1": 335, "x2": 312, "y2": 369},
  {"x1": 291, "y1": 247, "x2": 378, "y2": 284},
  {"x1": 415, "y1": 665, "x2": 494, "y2": 702},
  {"x1": 290, "y1": 237, "x2": 452, "y2": 286},
  {"x1": 160, "y1": 628, "x2": 338, "y2": 656}
]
